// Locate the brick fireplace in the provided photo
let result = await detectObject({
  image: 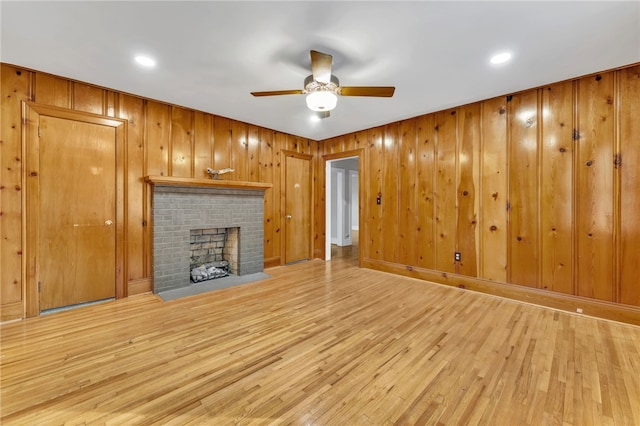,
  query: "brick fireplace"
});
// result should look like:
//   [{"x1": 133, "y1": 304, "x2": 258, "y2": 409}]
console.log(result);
[{"x1": 147, "y1": 176, "x2": 271, "y2": 293}]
